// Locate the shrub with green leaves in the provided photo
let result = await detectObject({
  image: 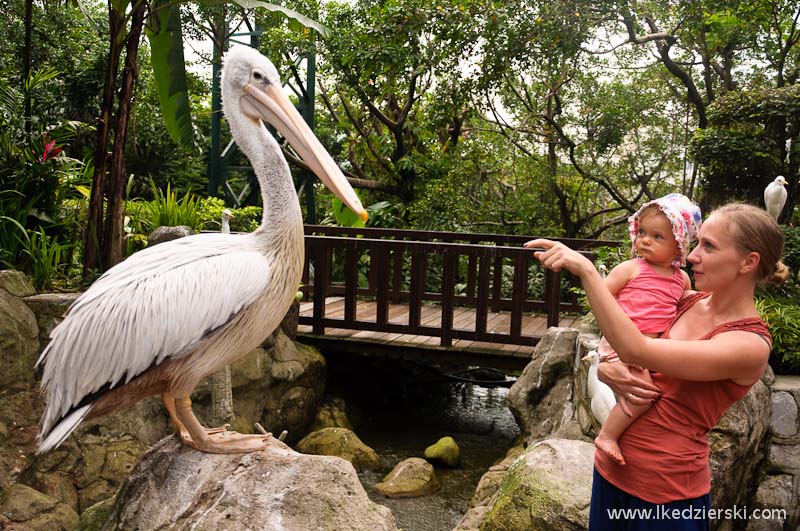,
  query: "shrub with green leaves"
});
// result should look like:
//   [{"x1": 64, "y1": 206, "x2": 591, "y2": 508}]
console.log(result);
[
  {"x1": 782, "y1": 226, "x2": 800, "y2": 283},
  {"x1": 756, "y1": 294, "x2": 800, "y2": 373},
  {"x1": 196, "y1": 197, "x2": 262, "y2": 233}
]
